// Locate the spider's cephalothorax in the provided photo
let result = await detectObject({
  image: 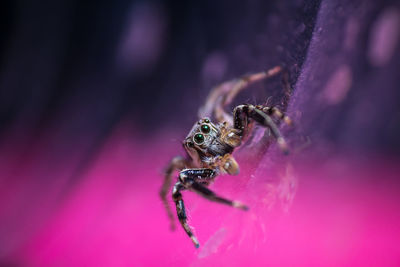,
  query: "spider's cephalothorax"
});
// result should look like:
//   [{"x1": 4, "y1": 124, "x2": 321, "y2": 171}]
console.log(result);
[
  {"x1": 183, "y1": 118, "x2": 241, "y2": 175},
  {"x1": 160, "y1": 66, "x2": 292, "y2": 248}
]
